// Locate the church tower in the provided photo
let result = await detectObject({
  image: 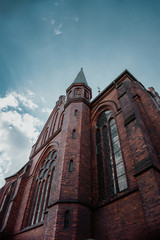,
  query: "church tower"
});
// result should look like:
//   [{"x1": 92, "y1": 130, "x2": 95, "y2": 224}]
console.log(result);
[
  {"x1": 44, "y1": 68, "x2": 92, "y2": 240},
  {"x1": 1, "y1": 69, "x2": 160, "y2": 240}
]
